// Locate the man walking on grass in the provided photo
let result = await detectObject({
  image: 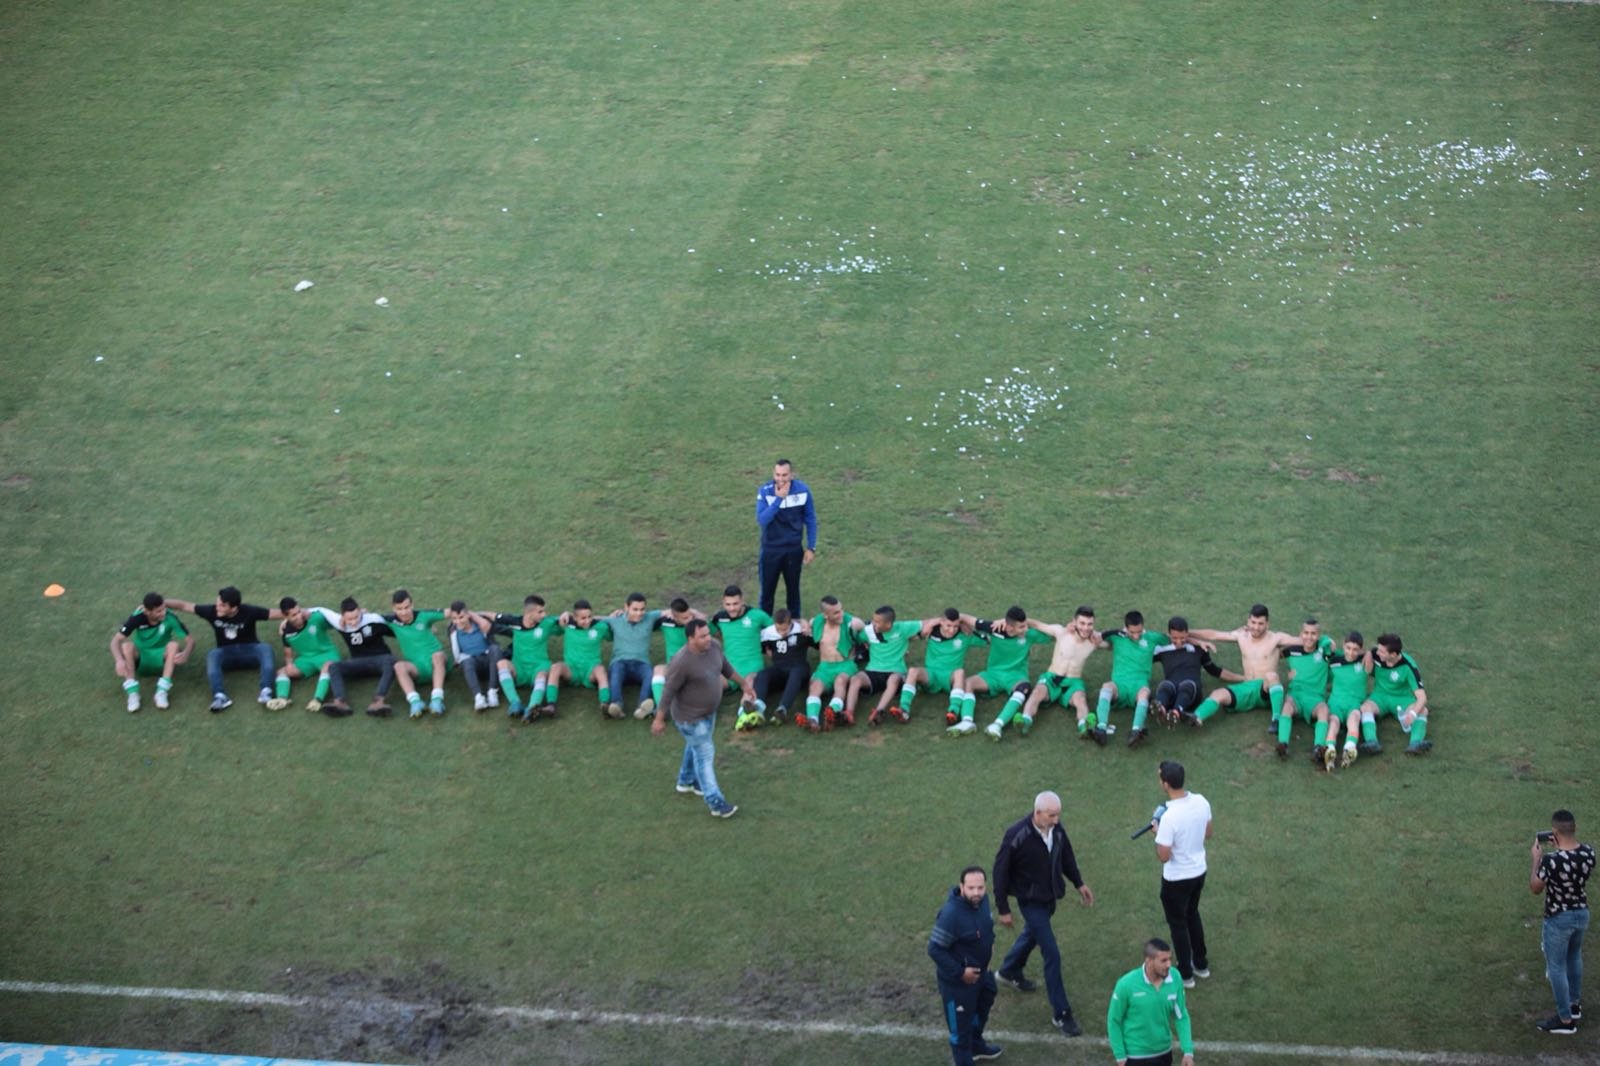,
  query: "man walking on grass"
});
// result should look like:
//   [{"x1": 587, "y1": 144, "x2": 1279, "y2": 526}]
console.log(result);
[
  {"x1": 928, "y1": 865, "x2": 1003, "y2": 1065},
  {"x1": 652, "y1": 619, "x2": 756, "y2": 819},
  {"x1": 1107, "y1": 938, "x2": 1195, "y2": 1066}
]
